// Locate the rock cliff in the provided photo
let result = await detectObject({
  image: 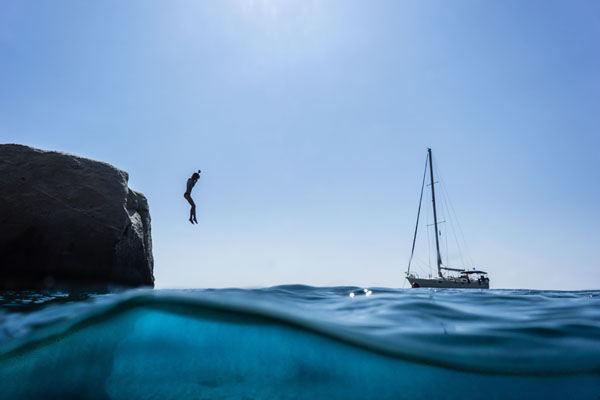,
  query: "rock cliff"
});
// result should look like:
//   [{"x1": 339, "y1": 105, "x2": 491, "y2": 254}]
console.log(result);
[{"x1": 0, "y1": 144, "x2": 154, "y2": 288}]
